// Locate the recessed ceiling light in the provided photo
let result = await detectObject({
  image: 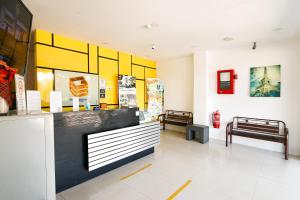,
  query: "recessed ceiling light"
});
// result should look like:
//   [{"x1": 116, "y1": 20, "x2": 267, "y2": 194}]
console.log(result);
[
  {"x1": 144, "y1": 23, "x2": 159, "y2": 29},
  {"x1": 151, "y1": 44, "x2": 156, "y2": 50},
  {"x1": 145, "y1": 24, "x2": 152, "y2": 29},
  {"x1": 223, "y1": 37, "x2": 234, "y2": 41},
  {"x1": 190, "y1": 45, "x2": 200, "y2": 49},
  {"x1": 272, "y1": 28, "x2": 283, "y2": 32}
]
